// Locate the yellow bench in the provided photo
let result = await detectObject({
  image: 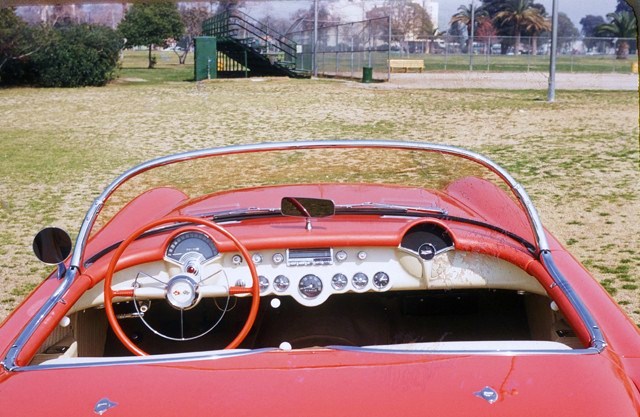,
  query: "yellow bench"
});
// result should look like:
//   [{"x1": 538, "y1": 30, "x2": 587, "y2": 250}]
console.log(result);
[{"x1": 389, "y1": 59, "x2": 424, "y2": 73}]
